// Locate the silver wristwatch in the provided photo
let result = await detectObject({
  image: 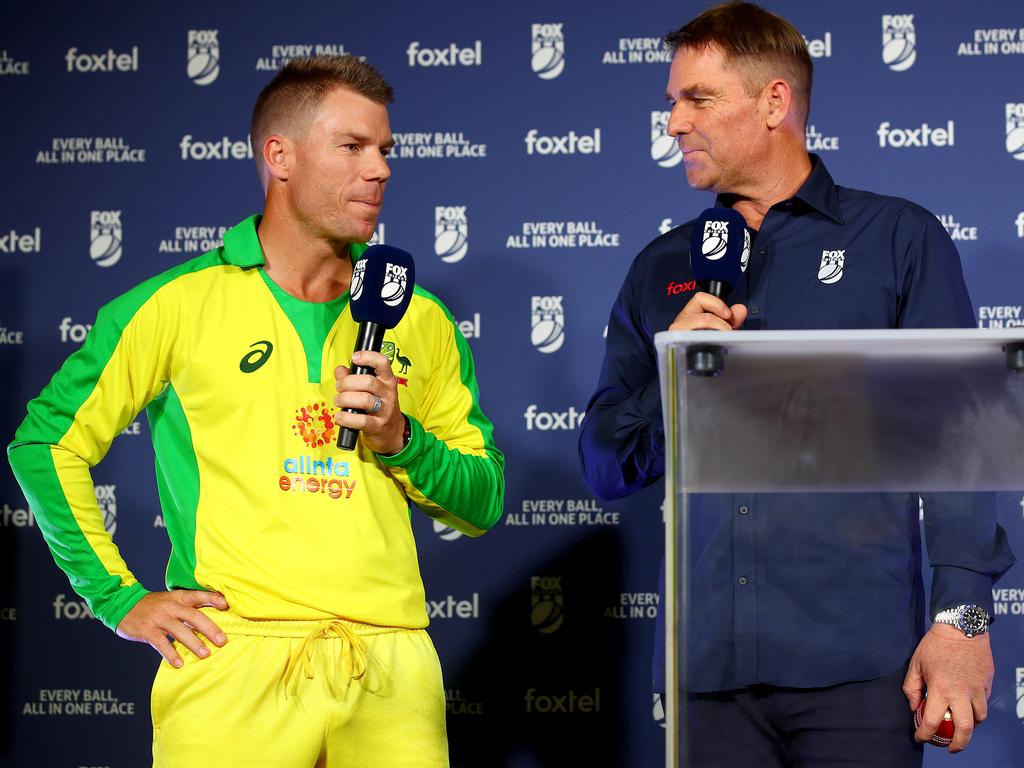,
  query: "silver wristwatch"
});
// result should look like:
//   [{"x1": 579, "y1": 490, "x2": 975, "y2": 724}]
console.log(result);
[{"x1": 932, "y1": 604, "x2": 992, "y2": 637}]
